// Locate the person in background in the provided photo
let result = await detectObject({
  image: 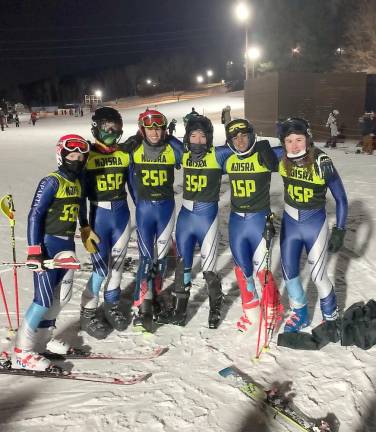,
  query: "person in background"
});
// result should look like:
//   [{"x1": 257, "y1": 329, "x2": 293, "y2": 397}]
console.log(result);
[
  {"x1": 325, "y1": 109, "x2": 339, "y2": 148},
  {"x1": 30, "y1": 111, "x2": 38, "y2": 126},
  {"x1": 0, "y1": 109, "x2": 5, "y2": 131},
  {"x1": 221, "y1": 105, "x2": 232, "y2": 126},
  {"x1": 167, "y1": 119, "x2": 177, "y2": 136},
  {"x1": 360, "y1": 112, "x2": 375, "y2": 155}
]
